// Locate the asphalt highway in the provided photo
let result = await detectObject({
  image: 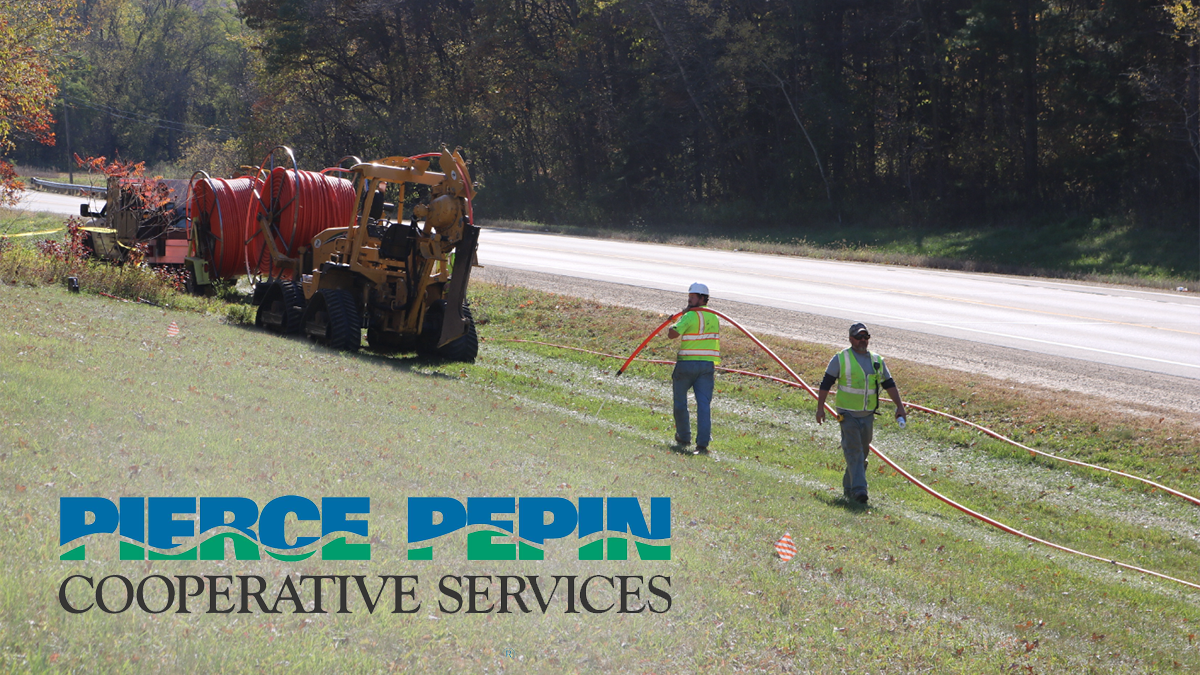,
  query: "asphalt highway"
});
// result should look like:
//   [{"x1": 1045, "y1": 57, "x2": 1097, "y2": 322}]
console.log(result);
[
  {"x1": 9, "y1": 188, "x2": 101, "y2": 216},
  {"x1": 17, "y1": 189, "x2": 1198, "y2": 415},
  {"x1": 476, "y1": 230, "x2": 1199, "y2": 380}
]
